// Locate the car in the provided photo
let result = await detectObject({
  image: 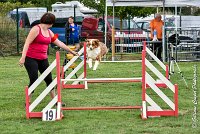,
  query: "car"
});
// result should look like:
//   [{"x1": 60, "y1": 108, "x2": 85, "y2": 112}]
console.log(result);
[
  {"x1": 178, "y1": 35, "x2": 200, "y2": 50},
  {"x1": 136, "y1": 21, "x2": 150, "y2": 32},
  {"x1": 8, "y1": 11, "x2": 30, "y2": 28},
  {"x1": 168, "y1": 33, "x2": 200, "y2": 56},
  {"x1": 8, "y1": 7, "x2": 48, "y2": 28}
]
